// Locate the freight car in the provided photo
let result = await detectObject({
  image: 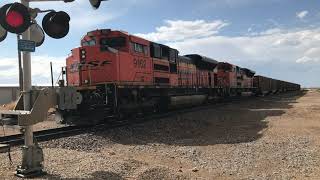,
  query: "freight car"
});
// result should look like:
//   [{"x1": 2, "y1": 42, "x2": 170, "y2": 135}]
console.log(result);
[
  {"x1": 55, "y1": 29, "x2": 300, "y2": 124},
  {"x1": 253, "y1": 75, "x2": 301, "y2": 95}
]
